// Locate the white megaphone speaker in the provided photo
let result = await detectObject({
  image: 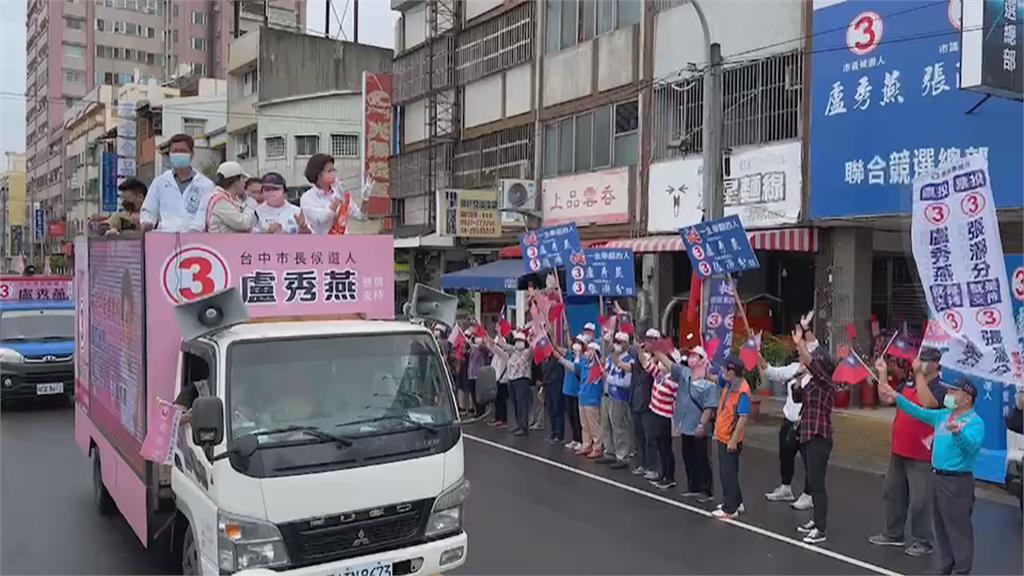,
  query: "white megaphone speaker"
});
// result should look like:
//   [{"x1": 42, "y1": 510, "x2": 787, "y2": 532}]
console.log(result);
[
  {"x1": 174, "y1": 287, "x2": 249, "y2": 341},
  {"x1": 406, "y1": 283, "x2": 457, "y2": 328}
]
